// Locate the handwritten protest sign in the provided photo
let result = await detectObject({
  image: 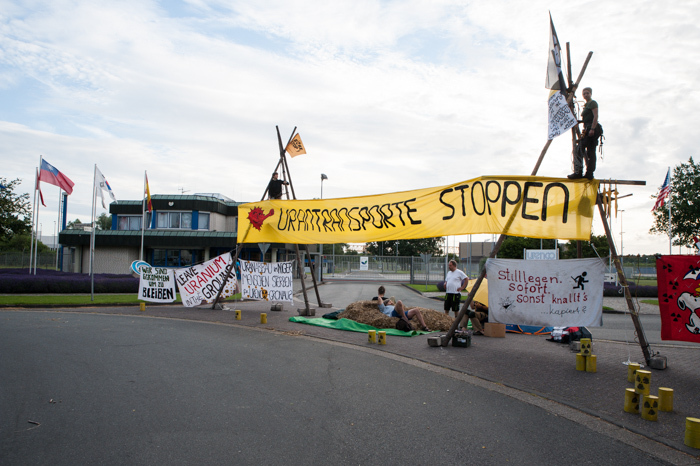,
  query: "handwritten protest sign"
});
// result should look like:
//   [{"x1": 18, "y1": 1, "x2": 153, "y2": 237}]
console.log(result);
[
  {"x1": 485, "y1": 258, "x2": 604, "y2": 327},
  {"x1": 239, "y1": 259, "x2": 294, "y2": 303},
  {"x1": 174, "y1": 253, "x2": 236, "y2": 307},
  {"x1": 138, "y1": 266, "x2": 176, "y2": 303}
]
